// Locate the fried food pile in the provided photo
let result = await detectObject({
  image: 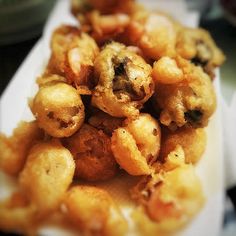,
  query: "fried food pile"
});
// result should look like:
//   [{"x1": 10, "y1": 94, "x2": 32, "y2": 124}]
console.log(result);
[{"x1": 0, "y1": 0, "x2": 225, "y2": 235}]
